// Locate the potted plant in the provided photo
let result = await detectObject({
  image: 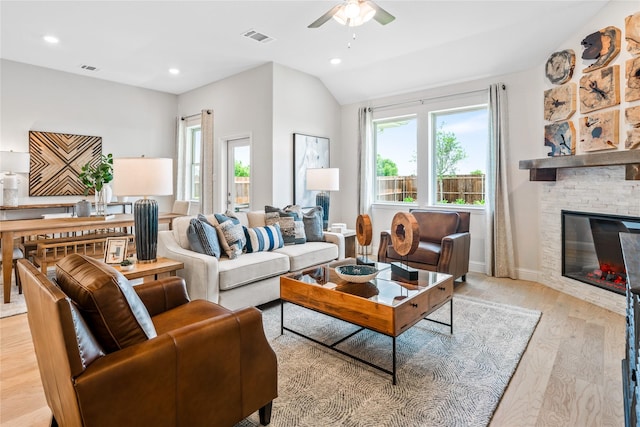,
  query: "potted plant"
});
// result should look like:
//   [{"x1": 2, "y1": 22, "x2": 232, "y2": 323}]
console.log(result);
[
  {"x1": 120, "y1": 258, "x2": 134, "y2": 271},
  {"x1": 78, "y1": 153, "x2": 114, "y2": 216}
]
